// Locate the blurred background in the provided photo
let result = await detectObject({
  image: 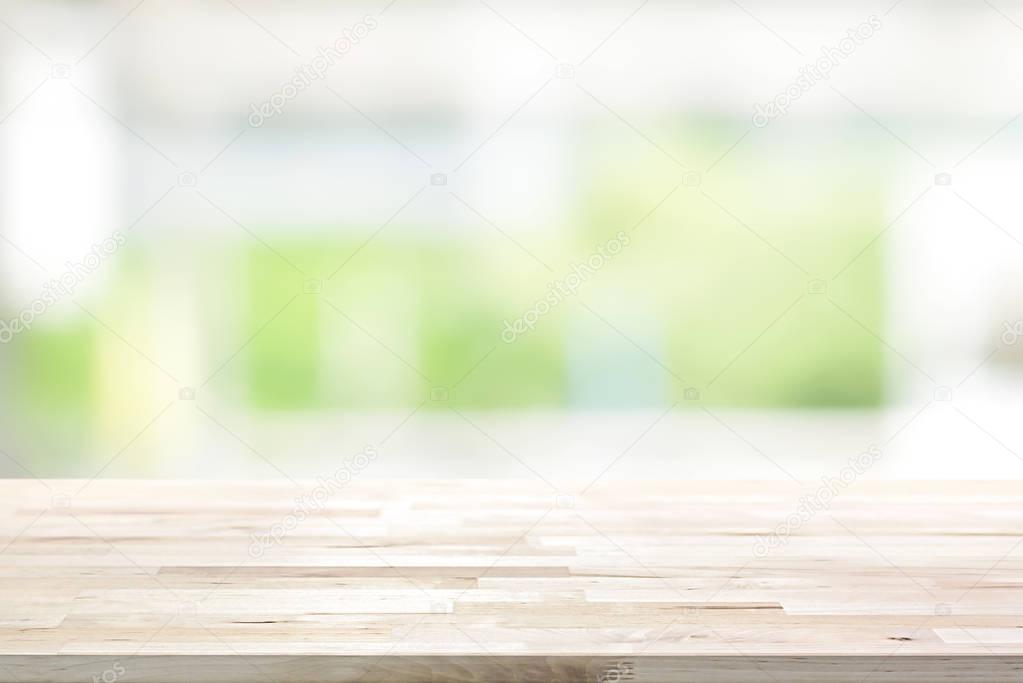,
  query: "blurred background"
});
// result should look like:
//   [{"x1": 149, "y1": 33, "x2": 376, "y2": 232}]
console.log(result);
[{"x1": 1, "y1": 0, "x2": 1021, "y2": 481}]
